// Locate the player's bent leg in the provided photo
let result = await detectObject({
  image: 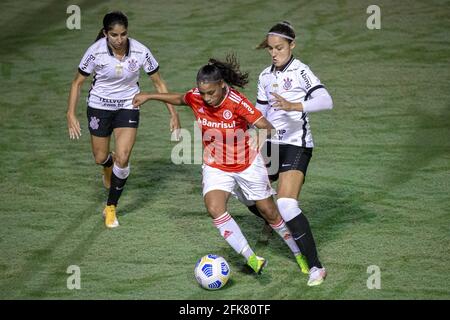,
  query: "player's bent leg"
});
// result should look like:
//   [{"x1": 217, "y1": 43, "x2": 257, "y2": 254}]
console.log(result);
[
  {"x1": 102, "y1": 128, "x2": 136, "y2": 227},
  {"x1": 101, "y1": 152, "x2": 115, "y2": 189},
  {"x1": 277, "y1": 170, "x2": 326, "y2": 283},
  {"x1": 205, "y1": 190, "x2": 266, "y2": 274},
  {"x1": 90, "y1": 135, "x2": 112, "y2": 188},
  {"x1": 232, "y1": 186, "x2": 273, "y2": 242},
  {"x1": 204, "y1": 190, "x2": 229, "y2": 219},
  {"x1": 255, "y1": 197, "x2": 308, "y2": 273},
  {"x1": 254, "y1": 197, "x2": 280, "y2": 225}
]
